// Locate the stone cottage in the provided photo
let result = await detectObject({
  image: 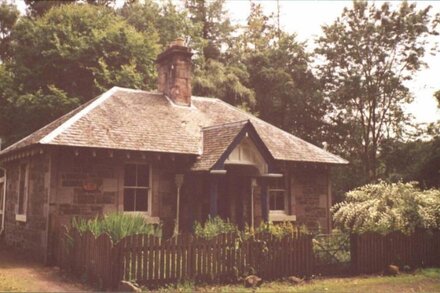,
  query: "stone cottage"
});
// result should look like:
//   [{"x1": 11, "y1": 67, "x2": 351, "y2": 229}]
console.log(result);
[{"x1": 0, "y1": 39, "x2": 347, "y2": 261}]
